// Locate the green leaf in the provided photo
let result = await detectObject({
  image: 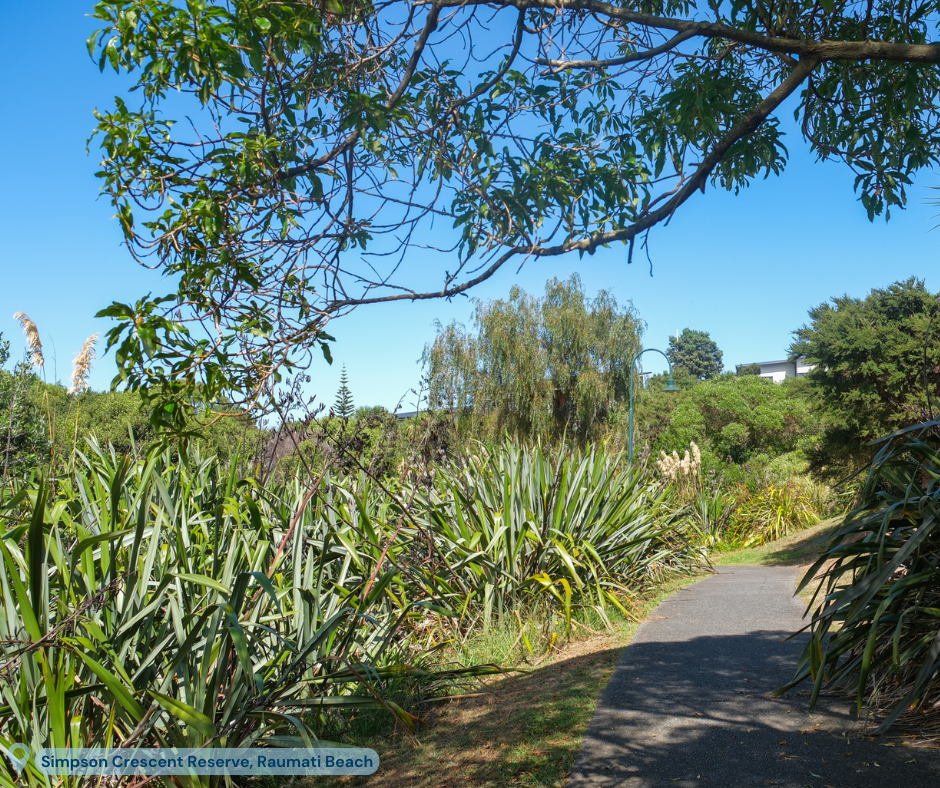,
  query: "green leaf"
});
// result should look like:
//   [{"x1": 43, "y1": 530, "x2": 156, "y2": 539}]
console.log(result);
[
  {"x1": 75, "y1": 652, "x2": 145, "y2": 720},
  {"x1": 148, "y1": 691, "x2": 217, "y2": 738}
]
